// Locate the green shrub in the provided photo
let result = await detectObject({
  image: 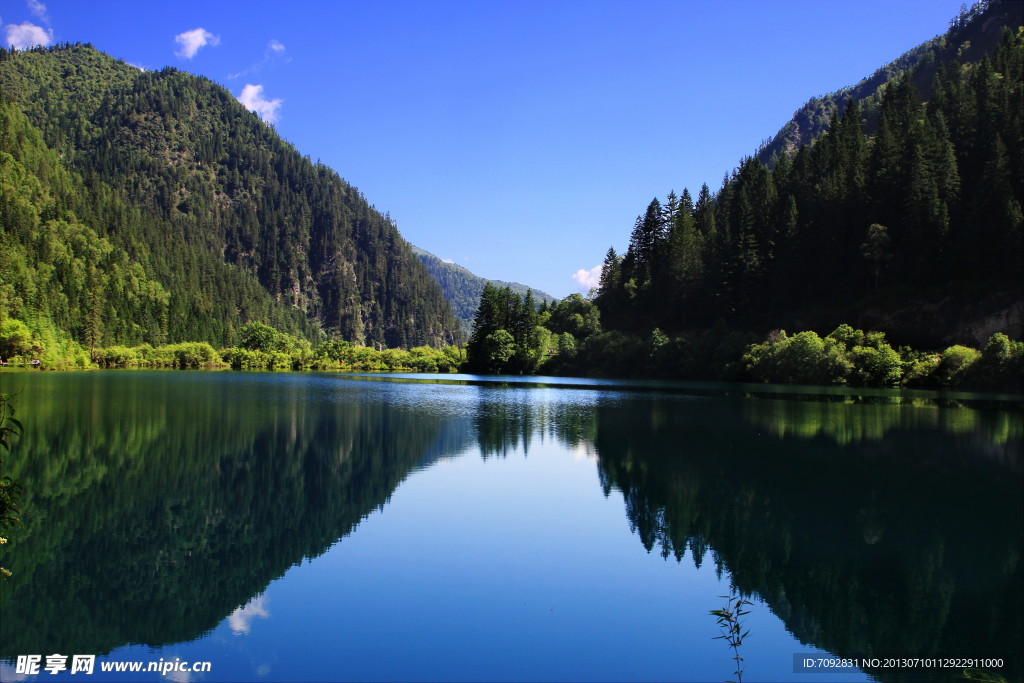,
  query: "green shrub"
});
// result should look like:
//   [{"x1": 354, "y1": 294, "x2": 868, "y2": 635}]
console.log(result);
[
  {"x1": 0, "y1": 318, "x2": 43, "y2": 360},
  {"x1": 94, "y1": 346, "x2": 140, "y2": 368},
  {"x1": 901, "y1": 354, "x2": 940, "y2": 387},
  {"x1": 962, "y1": 333, "x2": 1024, "y2": 391},
  {"x1": 937, "y1": 345, "x2": 981, "y2": 386},
  {"x1": 848, "y1": 344, "x2": 902, "y2": 386},
  {"x1": 826, "y1": 324, "x2": 864, "y2": 348}
]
